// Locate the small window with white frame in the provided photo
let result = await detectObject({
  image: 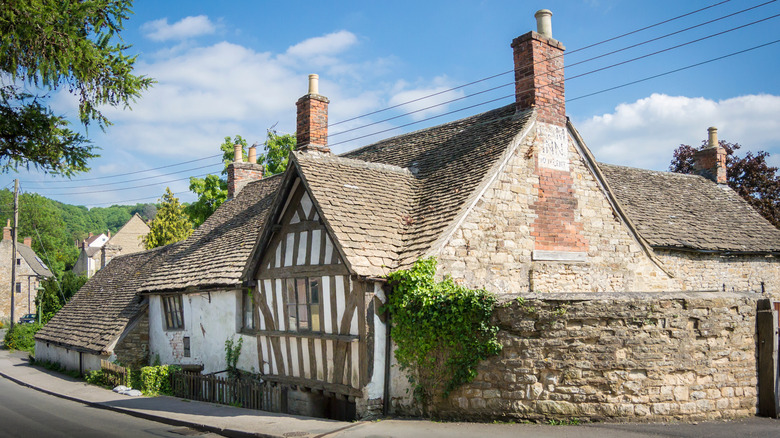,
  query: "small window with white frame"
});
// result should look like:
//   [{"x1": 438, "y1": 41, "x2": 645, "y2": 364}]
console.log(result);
[
  {"x1": 243, "y1": 288, "x2": 256, "y2": 332},
  {"x1": 162, "y1": 295, "x2": 184, "y2": 330},
  {"x1": 284, "y1": 277, "x2": 320, "y2": 332}
]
